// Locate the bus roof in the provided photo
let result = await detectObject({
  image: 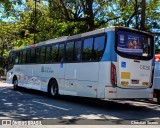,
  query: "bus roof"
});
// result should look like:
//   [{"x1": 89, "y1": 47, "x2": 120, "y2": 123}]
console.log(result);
[{"x1": 11, "y1": 26, "x2": 153, "y2": 51}]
